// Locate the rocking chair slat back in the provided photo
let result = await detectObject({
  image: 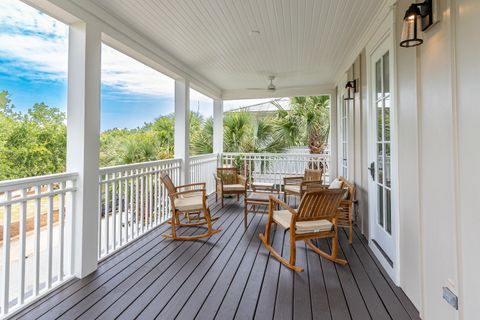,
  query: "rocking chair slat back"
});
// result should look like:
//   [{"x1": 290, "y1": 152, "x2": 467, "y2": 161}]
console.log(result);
[
  {"x1": 297, "y1": 189, "x2": 344, "y2": 221},
  {"x1": 160, "y1": 173, "x2": 176, "y2": 196},
  {"x1": 304, "y1": 168, "x2": 323, "y2": 182},
  {"x1": 217, "y1": 167, "x2": 238, "y2": 184}
]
